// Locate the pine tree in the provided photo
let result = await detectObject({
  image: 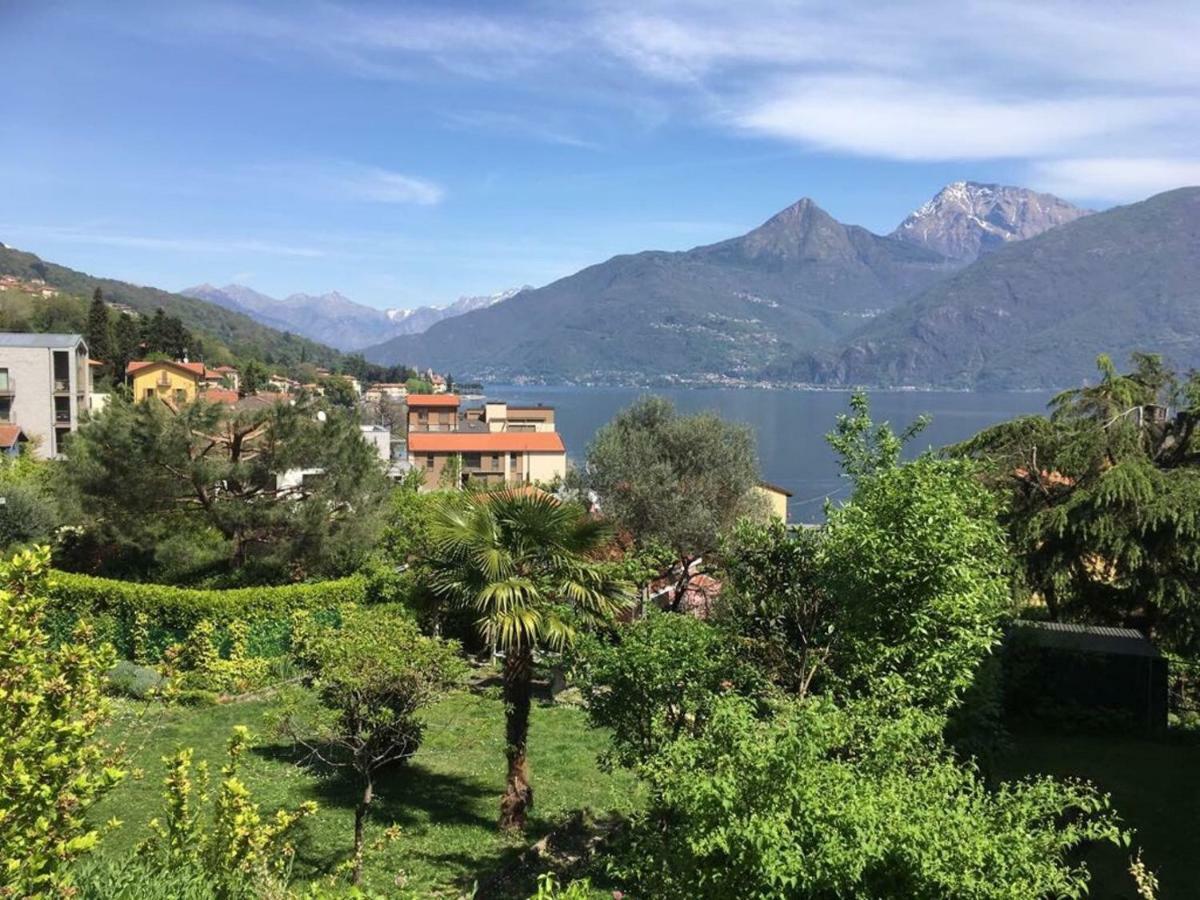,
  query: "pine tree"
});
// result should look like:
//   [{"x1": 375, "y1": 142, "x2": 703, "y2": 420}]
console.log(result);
[{"x1": 85, "y1": 288, "x2": 112, "y2": 377}]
